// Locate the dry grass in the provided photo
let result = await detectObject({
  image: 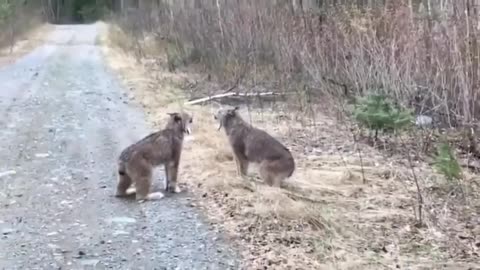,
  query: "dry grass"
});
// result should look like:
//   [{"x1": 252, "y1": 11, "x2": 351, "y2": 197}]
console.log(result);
[
  {"x1": 100, "y1": 24, "x2": 480, "y2": 270},
  {"x1": 0, "y1": 23, "x2": 53, "y2": 67}
]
